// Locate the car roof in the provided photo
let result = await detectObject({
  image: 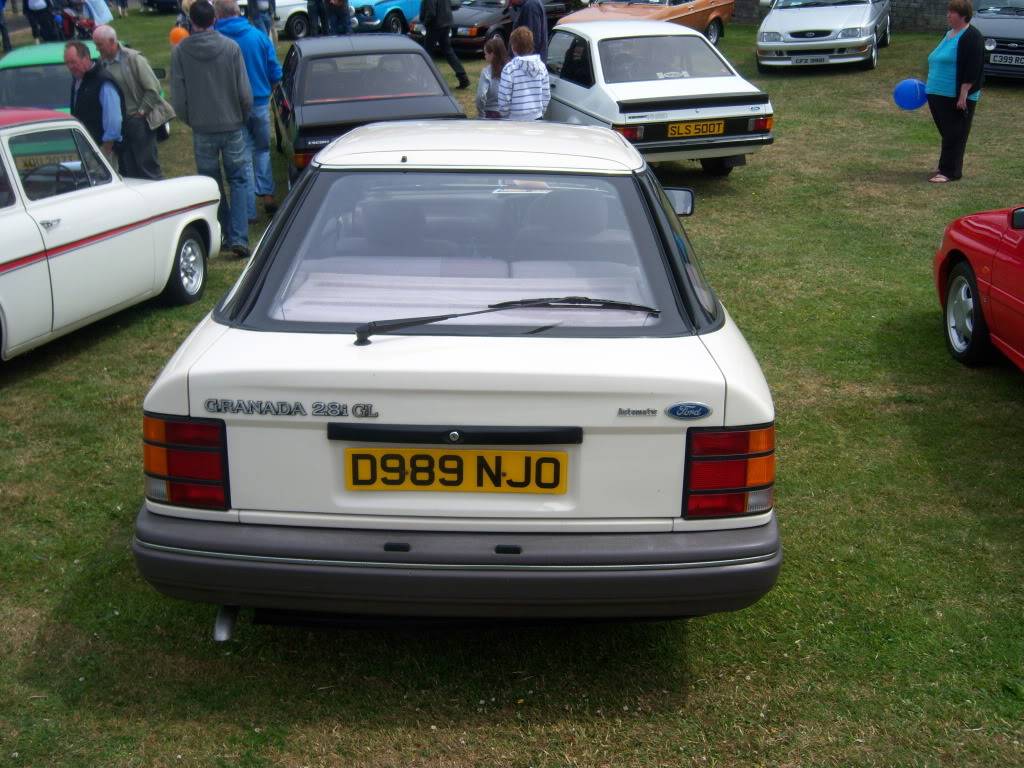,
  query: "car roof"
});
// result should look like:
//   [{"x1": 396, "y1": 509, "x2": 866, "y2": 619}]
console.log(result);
[
  {"x1": 555, "y1": 20, "x2": 704, "y2": 41},
  {"x1": 0, "y1": 107, "x2": 74, "y2": 129},
  {"x1": 315, "y1": 120, "x2": 645, "y2": 173},
  {"x1": 291, "y1": 34, "x2": 427, "y2": 57},
  {"x1": 0, "y1": 41, "x2": 98, "y2": 69}
]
